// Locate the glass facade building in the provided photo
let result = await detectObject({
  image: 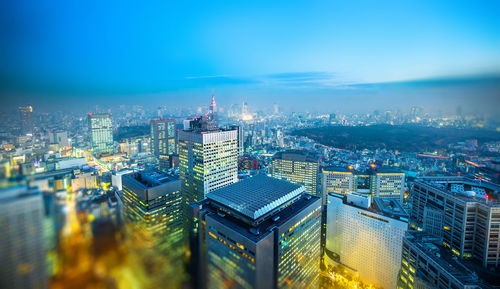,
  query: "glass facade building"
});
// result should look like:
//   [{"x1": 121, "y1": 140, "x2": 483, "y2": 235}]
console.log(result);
[
  {"x1": 121, "y1": 170, "x2": 183, "y2": 256},
  {"x1": 190, "y1": 175, "x2": 322, "y2": 289},
  {"x1": 0, "y1": 185, "x2": 46, "y2": 289},
  {"x1": 18, "y1": 105, "x2": 34, "y2": 135},
  {"x1": 150, "y1": 118, "x2": 176, "y2": 157},
  {"x1": 272, "y1": 150, "x2": 319, "y2": 197},
  {"x1": 88, "y1": 113, "x2": 114, "y2": 155}
]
